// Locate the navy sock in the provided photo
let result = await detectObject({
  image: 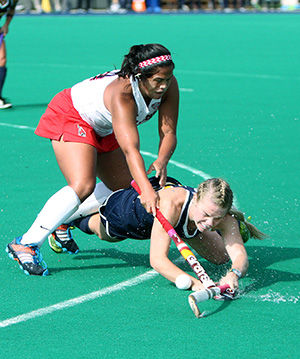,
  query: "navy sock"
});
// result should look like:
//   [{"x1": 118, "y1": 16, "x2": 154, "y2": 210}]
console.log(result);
[
  {"x1": 0, "y1": 66, "x2": 7, "y2": 98},
  {"x1": 71, "y1": 215, "x2": 93, "y2": 235}
]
